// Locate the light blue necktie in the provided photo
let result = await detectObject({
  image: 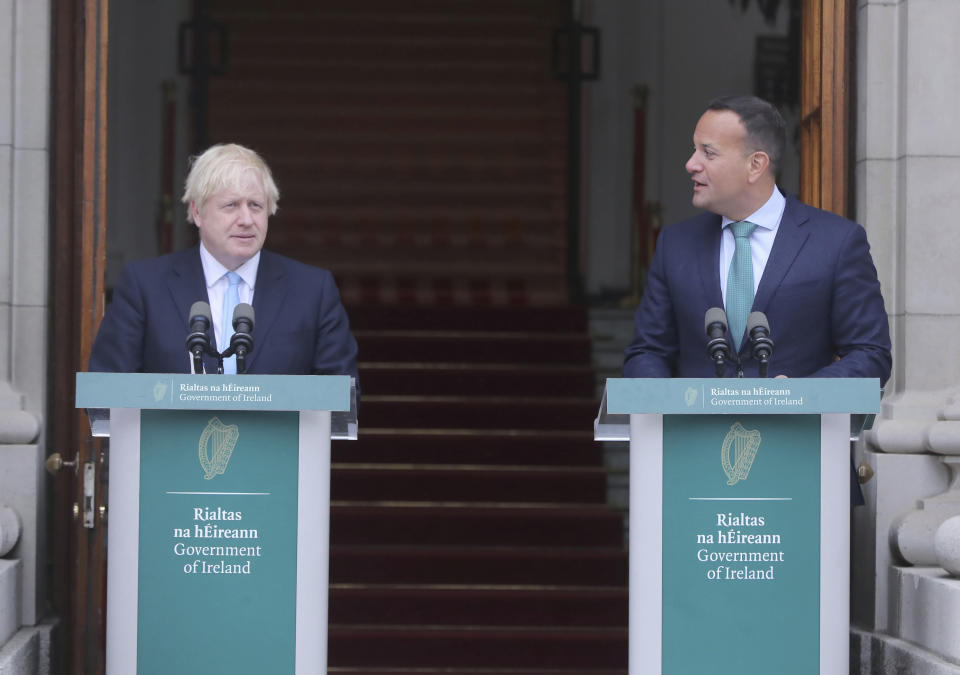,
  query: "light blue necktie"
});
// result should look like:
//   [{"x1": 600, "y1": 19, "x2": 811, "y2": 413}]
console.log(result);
[
  {"x1": 221, "y1": 271, "x2": 241, "y2": 374},
  {"x1": 726, "y1": 220, "x2": 757, "y2": 352}
]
